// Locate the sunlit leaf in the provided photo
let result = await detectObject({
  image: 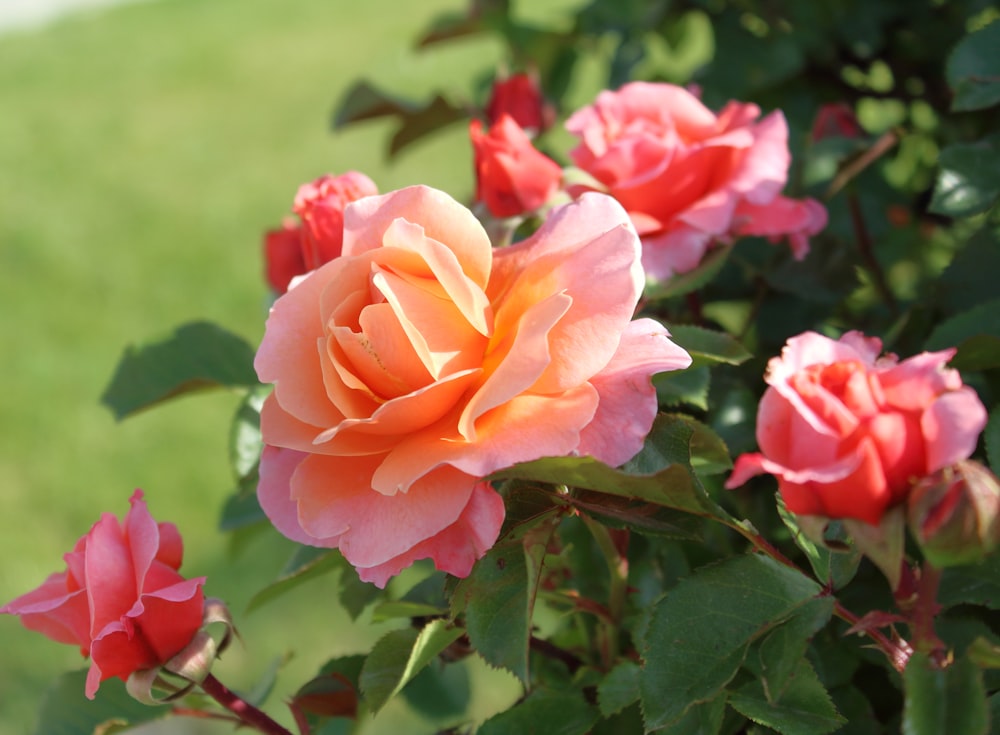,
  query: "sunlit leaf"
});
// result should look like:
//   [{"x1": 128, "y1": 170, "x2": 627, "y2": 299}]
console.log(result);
[{"x1": 946, "y1": 21, "x2": 1000, "y2": 111}]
